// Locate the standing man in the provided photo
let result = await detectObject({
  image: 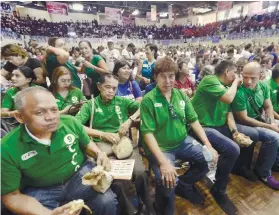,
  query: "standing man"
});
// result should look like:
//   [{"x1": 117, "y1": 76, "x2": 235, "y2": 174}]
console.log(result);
[
  {"x1": 122, "y1": 43, "x2": 137, "y2": 67},
  {"x1": 100, "y1": 40, "x2": 120, "y2": 72}
]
